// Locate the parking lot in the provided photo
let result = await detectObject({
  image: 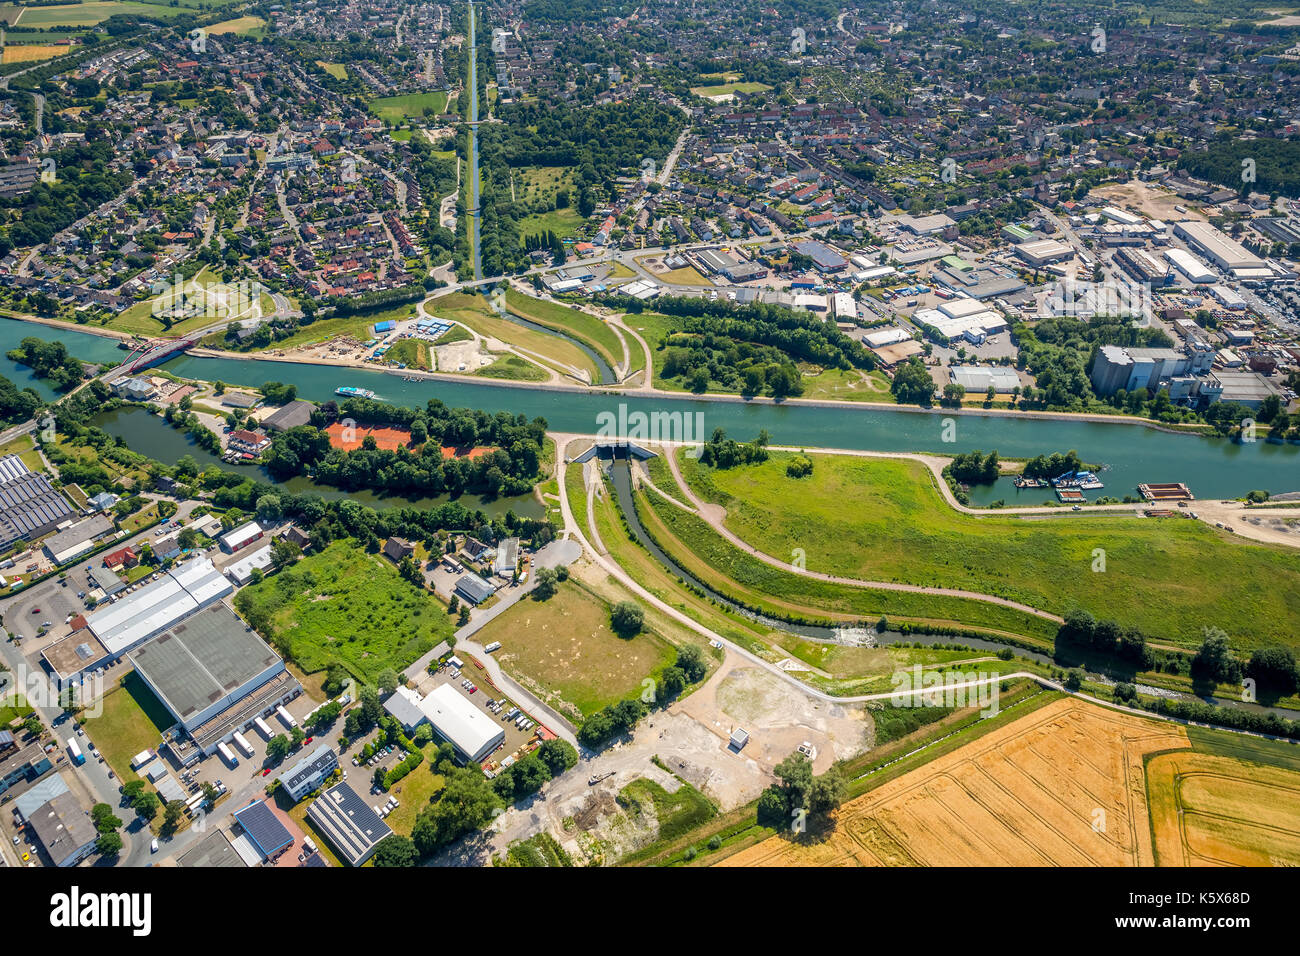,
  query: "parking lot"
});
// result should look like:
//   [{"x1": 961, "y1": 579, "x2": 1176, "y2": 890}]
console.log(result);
[{"x1": 407, "y1": 660, "x2": 543, "y2": 772}]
